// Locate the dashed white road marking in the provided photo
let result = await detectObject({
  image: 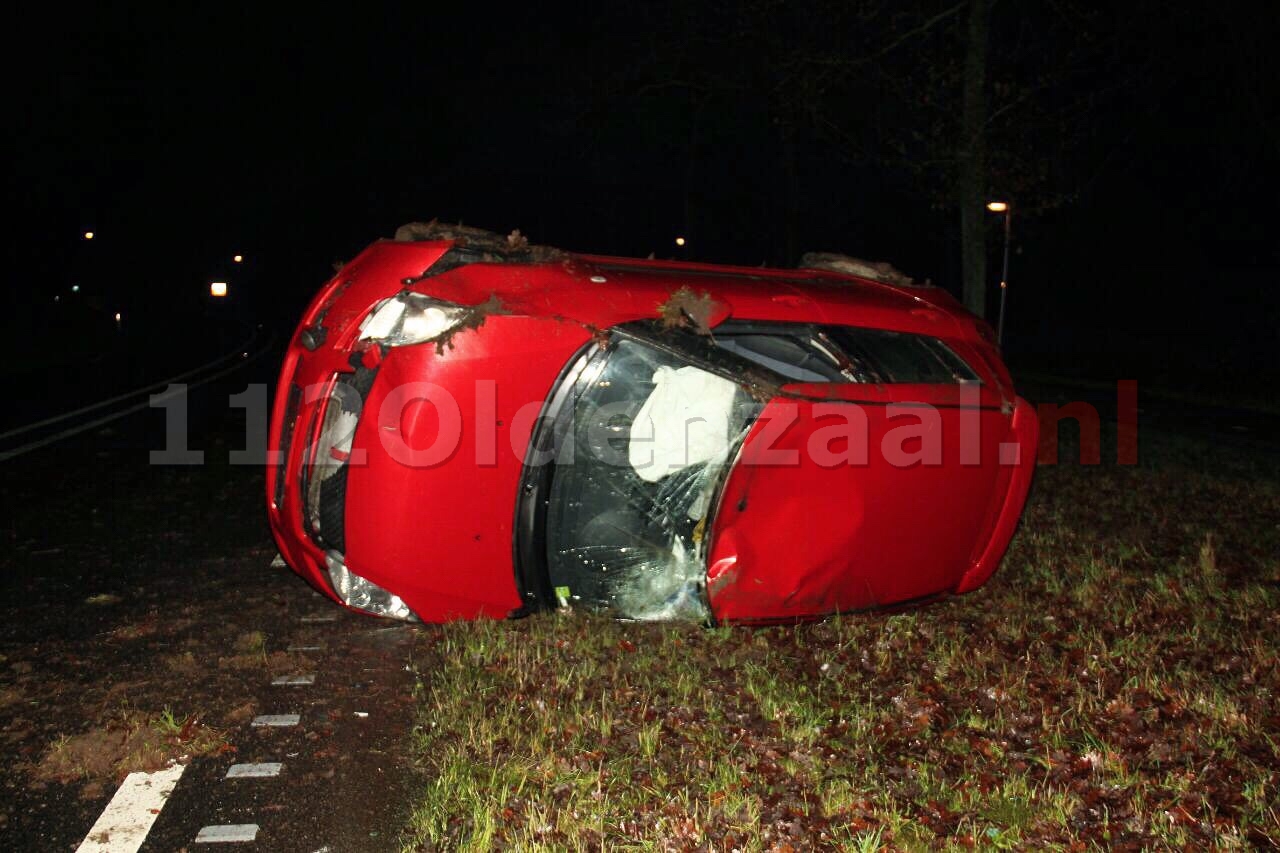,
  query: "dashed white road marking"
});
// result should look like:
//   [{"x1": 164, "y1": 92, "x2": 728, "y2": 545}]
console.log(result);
[
  {"x1": 76, "y1": 762, "x2": 185, "y2": 853},
  {"x1": 195, "y1": 824, "x2": 260, "y2": 843},
  {"x1": 252, "y1": 713, "x2": 301, "y2": 727},
  {"x1": 271, "y1": 674, "x2": 316, "y2": 686},
  {"x1": 300, "y1": 613, "x2": 338, "y2": 623},
  {"x1": 287, "y1": 644, "x2": 324, "y2": 652},
  {"x1": 226, "y1": 762, "x2": 283, "y2": 779}
]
